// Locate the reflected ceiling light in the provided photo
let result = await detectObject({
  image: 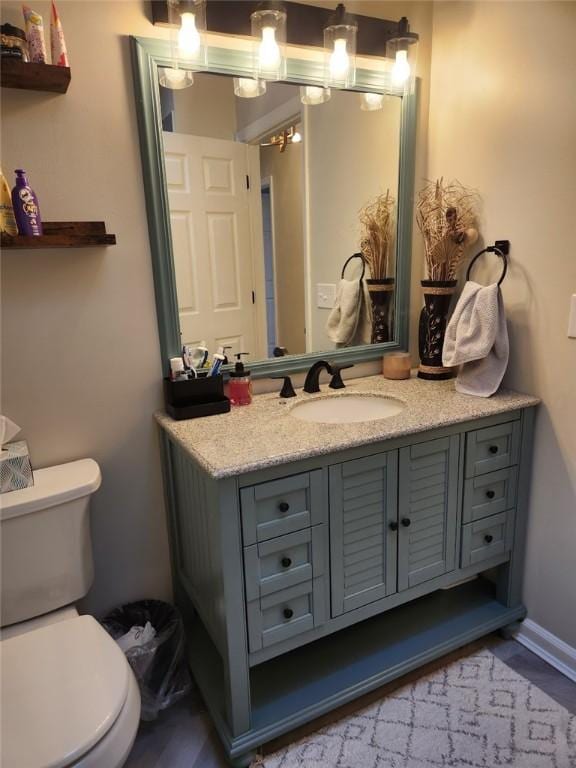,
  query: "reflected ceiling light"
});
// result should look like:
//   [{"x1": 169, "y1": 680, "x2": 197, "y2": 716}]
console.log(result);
[
  {"x1": 300, "y1": 86, "x2": 331, "y2": 106},
  {"x1": 158, "y1": 66, "x2": 194, "y2": 90},
  {"x1": 251, "y1": 4, "x2": 287, "y2": 81},
  {"x1": 260, "y1": 125, "x2": 302, "y2": 152},
  {"x1": 360, "y1": 92, "x2": 385, "y2": 111},
  {"x1": 324, "y1": 3, "x2": 357, "y2": 89},
  {"x1": 386, "y1": 17, "x2": 419, "y2": 89},
  {"x1": 233, "y1": 77, "x2": 267, "y2": 98}
]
